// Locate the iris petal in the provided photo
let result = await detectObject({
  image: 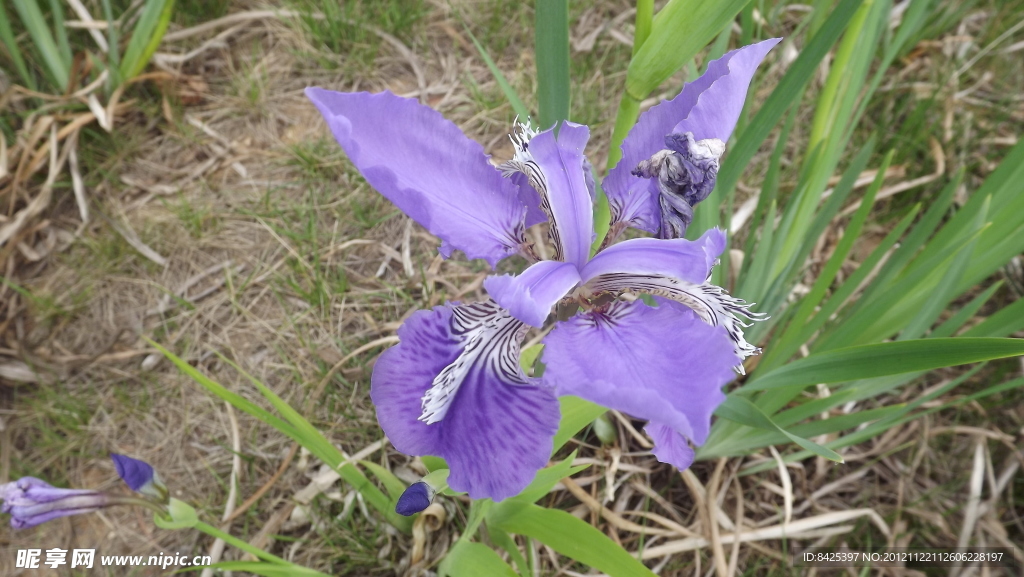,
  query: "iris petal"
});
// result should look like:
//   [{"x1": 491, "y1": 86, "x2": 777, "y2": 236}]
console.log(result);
[
  {"x1": 604, "y1": 39, "x2": 781, "y2": 232},
  {"x1": 581, "y1": 228, "x2": 763, "y2": 363},
  {"x1": 501, "y1": 123, "x2": 594, "y2": 267},
  {"x1": 581, "y1": 228, "x2": 724, "y2": 286},
  {"x1": 644, "y1": 422, "x2": 696, "y2": 470},
  {"x1": 371, "y1": 301, "x2": 559, "y2": 500},
  {"x1": 485, "y1": 260, "x2": 581, "y2": 328},
  {"x1": 542, "y1": 298, "x2": 737, "y2": 452},
  {"x1": 306, "y1": 88, "x2": 527, "y2": 268}
]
